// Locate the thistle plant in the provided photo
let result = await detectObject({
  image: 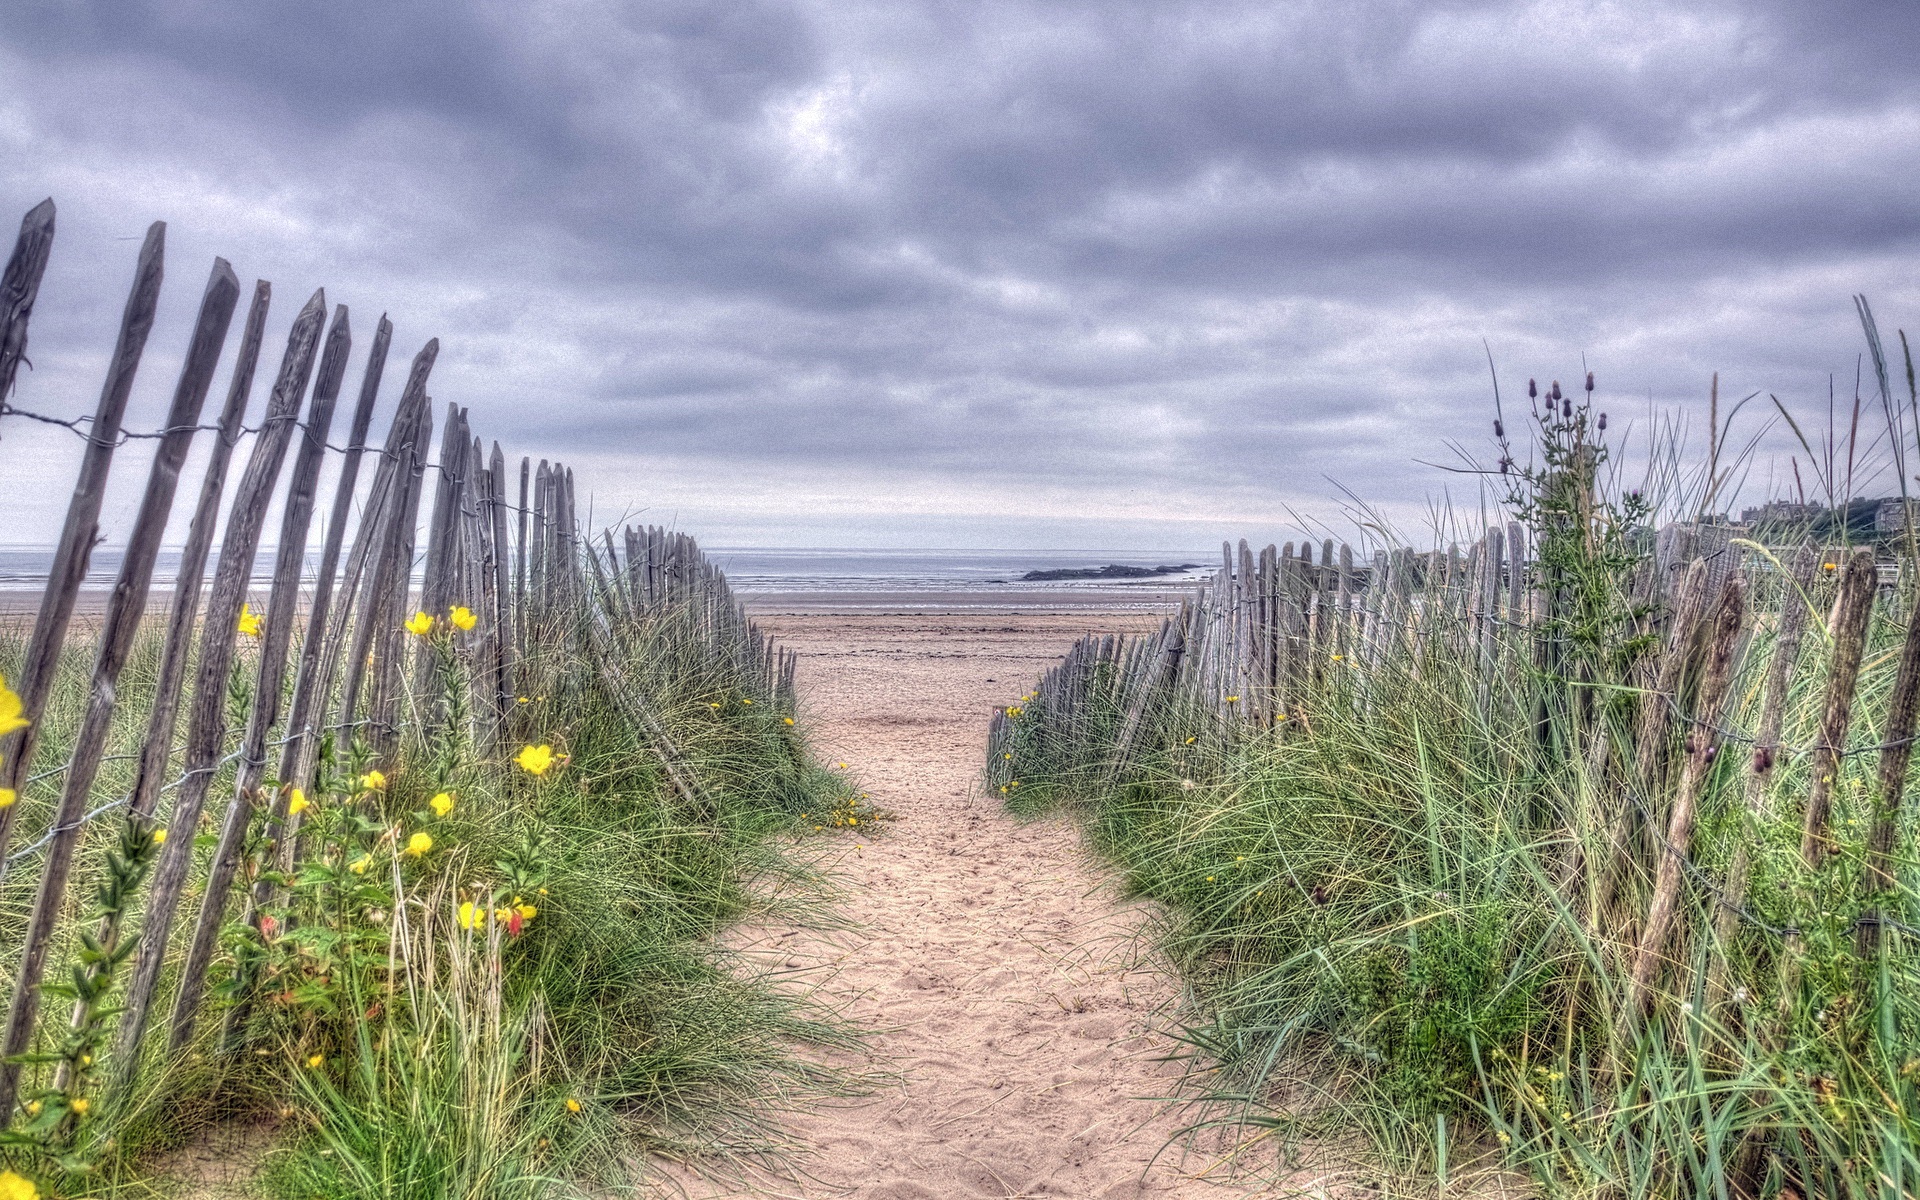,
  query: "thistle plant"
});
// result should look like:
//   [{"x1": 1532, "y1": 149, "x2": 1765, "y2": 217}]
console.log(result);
[{"x1": 1493, "y1": 373, "x2": 1657, "y2": 759}]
